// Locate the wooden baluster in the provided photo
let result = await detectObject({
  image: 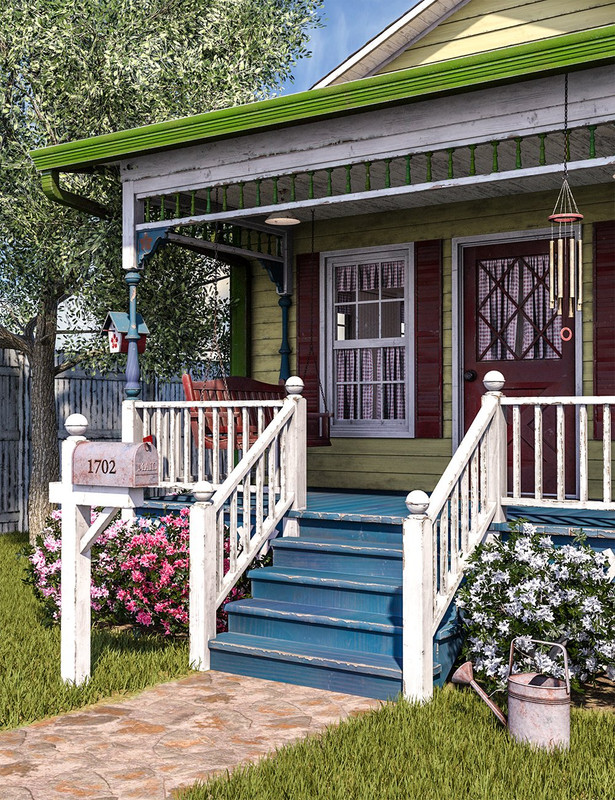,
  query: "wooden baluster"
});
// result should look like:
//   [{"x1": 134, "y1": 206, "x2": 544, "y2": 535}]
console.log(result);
[
  {"x1": 450, "y1": 483, "x2": 459, "y2": 576},
  {"x1": 183, "y1": 408, "x2": 191, "y2": 484},
  {"x1": 256, "y1": 449, "x2": 264, "y2": 542},
  {"x1": 538, "y1": 133, "x2": 547, "y2": 166},
  {"x1": 512, "y1": 405, "x2": 521, "y2": 498},
  {"x1": 364, "y1": 161, "x2": 371, "y2": 191},
  {"x1": 556, "y1": 404, "x2": 565, "y2": 501},
  {"x1": 226, "y1": 408, "x2": 234, "y2": 483},
  {"x1": 479, "y1": 435, "x2": 488, "y2": 517},
  {"x1": 468, "y1": 144, "x2": 476, "y2": 176},
  {"x1": 439, "y1": 504, "x2": 449, "y2": 595},
  {"x1": 604, "y1": 404, "x2": 612, "y2": 504},
  {"x1": 405, "y1": 154, "x2": 412, "y2": 185},
  {"x1": 229, "y1": 489, "x2": 238, "y2": 574},
  {"x1": 588, "y1": 125, "x2": 596, "y2": 158},
  {"x1": 212, "y1": 409, "x2": 220, "y2": 485},
  {"x1": 290, "y1": 173, "x2": 296, "y2": 202},
  {"x1": 384, "y1": 158, "x2": 391, "y2": 189},
  {"x1": 272, "y1": 176, "x2": 279, "y2": 204},
  {"x1": 491, "y1": 141, "x2": 499, "y2": 173},
  {"x1": 579, "y1": 404, "x2": 588, "y2": 503},
  {"x1": 515, "y1": 137, "x2": 522, "y2": 169},
  {"x1": 426, "y1": 151, "x2": 433, "y2": 182},
  {"x1": 155, "y1": 409, "x2": 163, "y2": 482},
  {"x1": 534, "y1": 405, "x2": 543, "y2": 501},
  {"x1": 447, "y1": 148, "x2": 454, "y2": 179},
  {"x1": 168, "y1": 409, "x2": 176, "y2": 484},
  {"x1": 308, "y1": 171, "x2": 315, "y2": 200},
  {"x1": 326, "y1": 168, "x2": 333, "y2": 197},
  {"x1": 197, "y1": 408, "x2": 205, "y2": 482},
  {"x1": 242, "y1": 470, "x2": 251, "y2": 551},
  {"x1": 461, "y1": 468, "x2": 470, "y2": 554},
  {"x1": 470, "y1": 450, "x2": 479, "y2": 539},
  {"x1": 217, "y1": 509, "x2": 225, "y2": 588},
  {"x1": 268, "y1": 440, "x2": 276, "y2": 517},
  {"x1": 345, "y1": 164, "x2": 352, "y2": 193}
]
